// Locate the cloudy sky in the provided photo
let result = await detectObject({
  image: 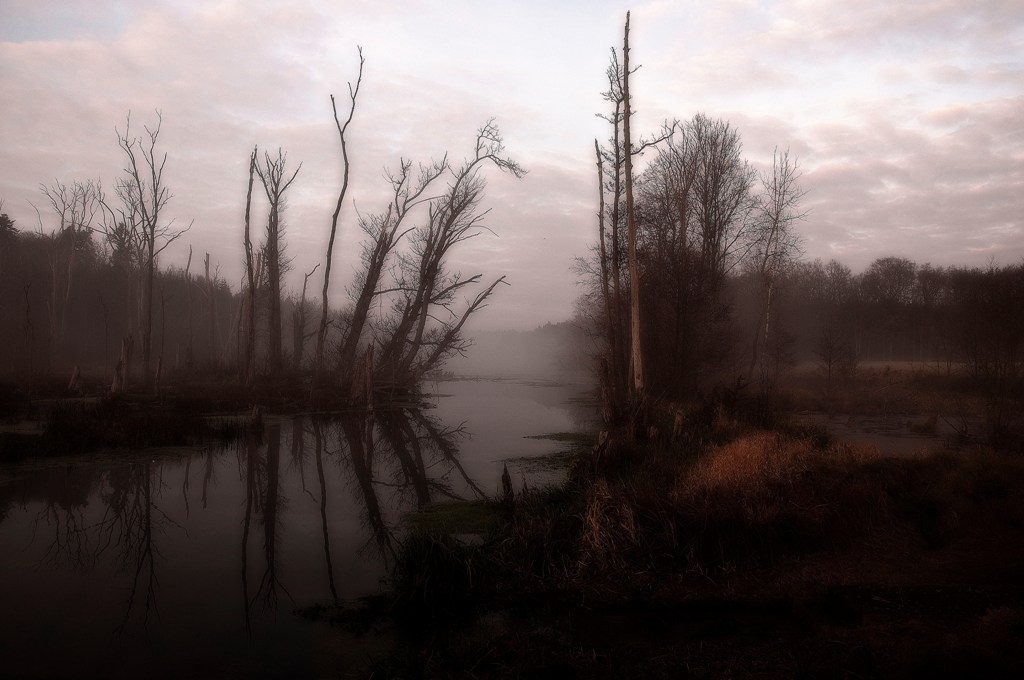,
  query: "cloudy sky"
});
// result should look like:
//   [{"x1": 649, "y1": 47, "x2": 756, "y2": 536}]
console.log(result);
[{"x1": 2, "y1": 0, "x2": 1021, "y2": 330}]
